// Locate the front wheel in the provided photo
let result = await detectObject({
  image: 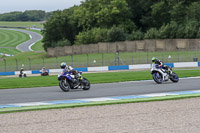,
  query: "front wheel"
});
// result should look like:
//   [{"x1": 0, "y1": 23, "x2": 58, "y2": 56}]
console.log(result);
[
  {"x1": 170, "y1": 72, "x2": 179, "y2": 83},
  {"x1": 82, "y1": 78, "x2": 90, "y2": 90},
  {"x1": 152, "y1": 72, "x2": 163, "y2": 84},
  {"x1": 59, "y1": 80, "x2": 71, "y2": 92}
]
